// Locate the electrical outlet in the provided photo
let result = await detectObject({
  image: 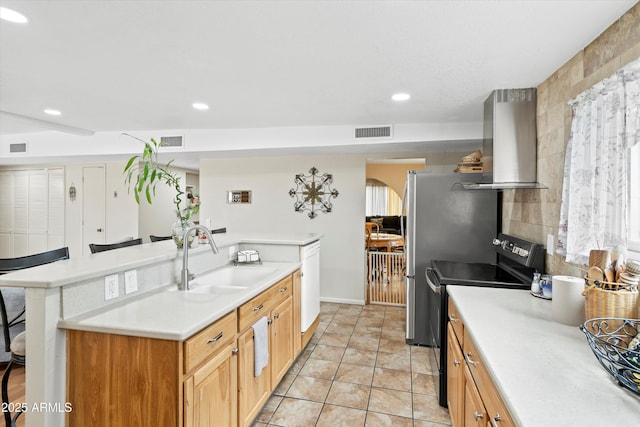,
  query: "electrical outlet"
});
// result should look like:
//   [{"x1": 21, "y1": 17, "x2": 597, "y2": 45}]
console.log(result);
[
  {"x1": 124, "y1": 269, "x2": 138, "y2": 294},
  {"x1": 547, "y1": 234, "x2": 554, "y2": 255},
  {"x1": 104, "y1": 274, "x2": 119, "y2": 300}
]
